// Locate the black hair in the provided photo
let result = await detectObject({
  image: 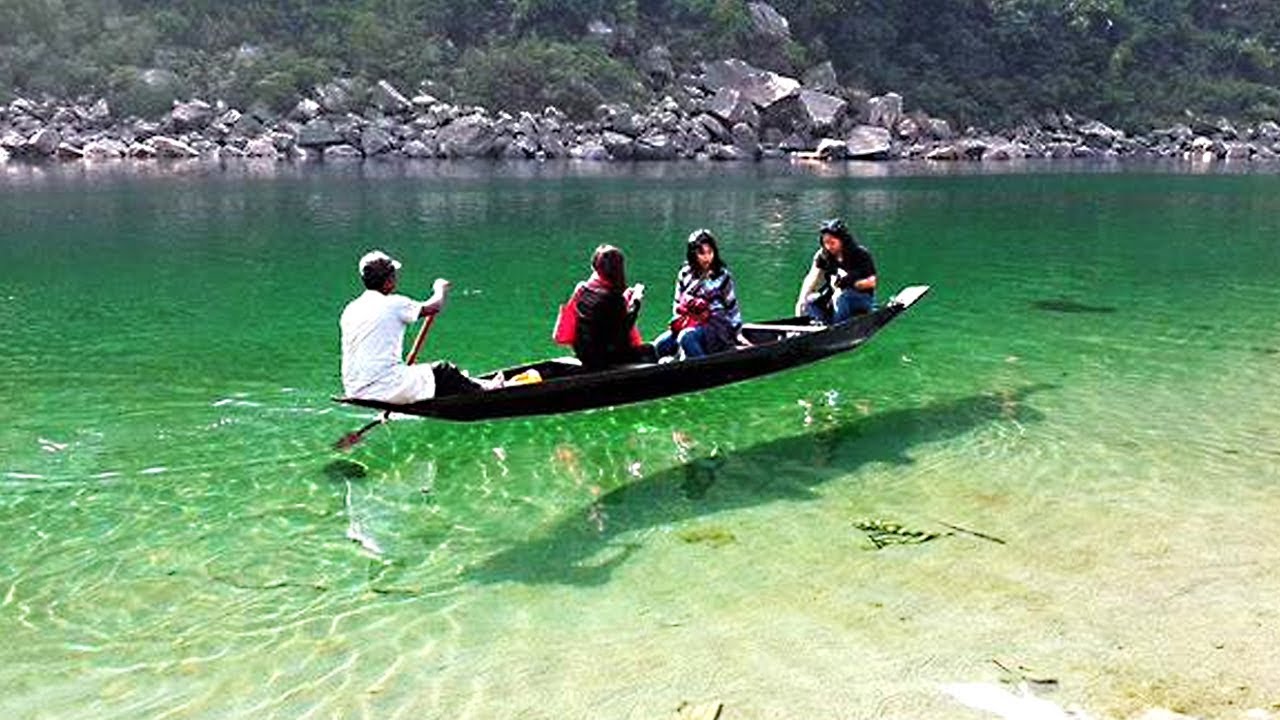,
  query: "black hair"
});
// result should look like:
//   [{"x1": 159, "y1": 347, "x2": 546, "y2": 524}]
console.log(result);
[
  {"x1": 685, "y1": 228, "x2": 725, "y2": 276},
  {"x1": 818, "y1": 217, "x2": 855, "y2": 255},
  {"x1": 592, "y1": 244, "x2": 627, "y2": 288},
  {"x1": 361, "y1": 258, "x2": 397, "y2": 290}
]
